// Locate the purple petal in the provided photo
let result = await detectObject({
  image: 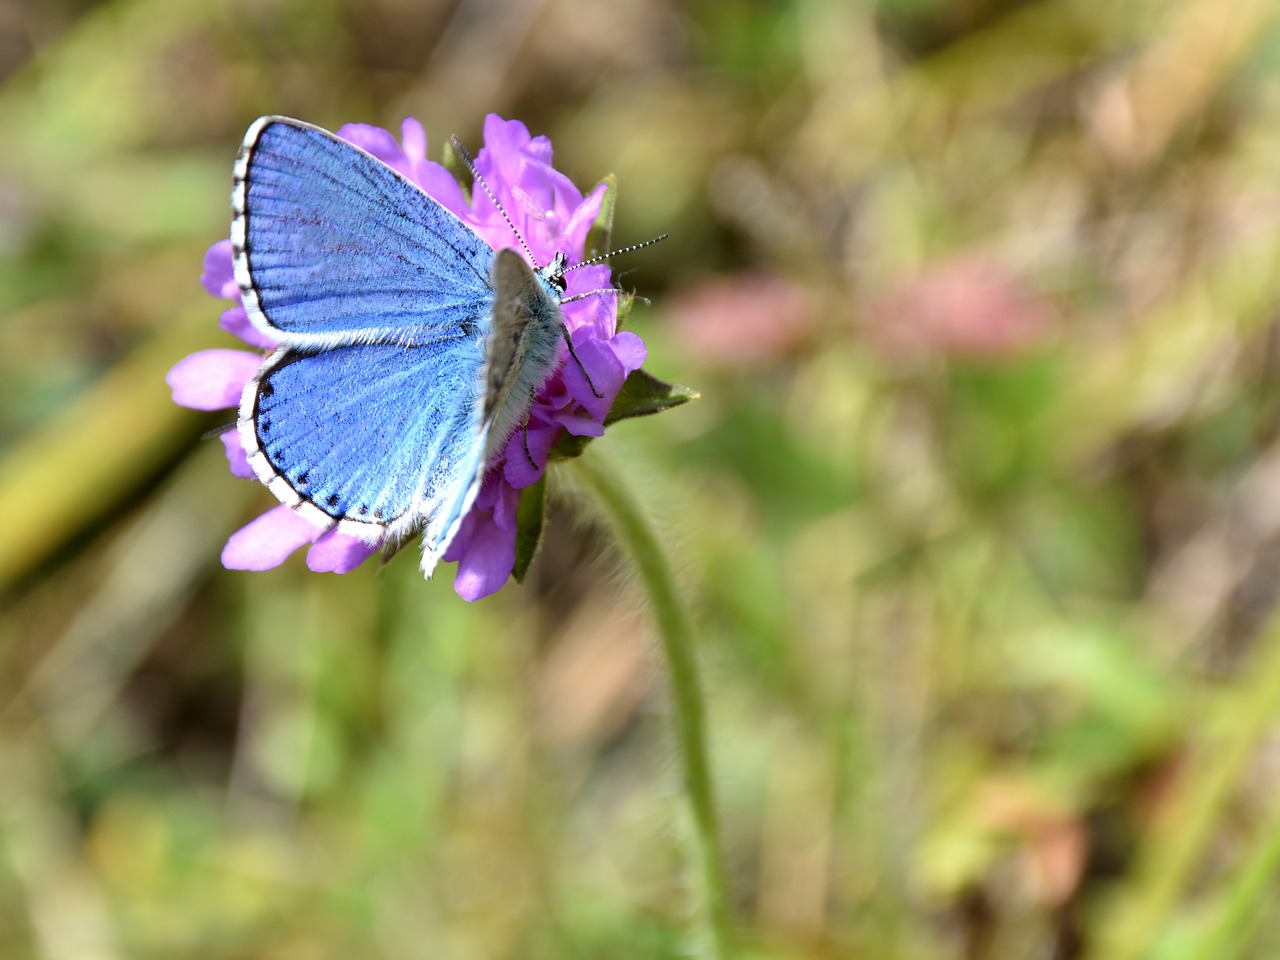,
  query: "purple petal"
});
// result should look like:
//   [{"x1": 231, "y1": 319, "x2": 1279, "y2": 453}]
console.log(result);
[
  {"x1": 397, "y1": 117, "x2": 469, "y2": 212},
  {"x1": 337, "y1": 120, "x2": 468, "y2": 217},
  {"x1": 400, "y1": 118, "x2": 427, "y2": 161},
  {"x1": 524, "y1": 132, "x2": 554, "y2": 165},
  {"x1": 337, "y1": 123, "x2": 406, "y2": 166},
  {"x1": 306, "y1": 530, "x2": 378, "y2": 573},
  {"x1": 480, "y1": 115, "x2": 534, "y2": 171},
  {"x1": 474, "y1": 115, "x2": 585, "y2": 261},
  {"x1": 415, "y1": 162, "x2": 469, "y2": 216},
  {"x1": 451, "y1": 510, "x2": 516, "y2": 601},
  {"x1": 561, "y1": 329, "x2": 625, "y2": 421},
  {"x1": 480, "y1": 118, "x2": 565, "y2": 199},
  {"x1": 502, "y1": 422, "x2": 557, "y2": 488},
  {"x1": 562, "y1": 264, "x2": 617, "y2": 335},
  {"x1": 167, "y1": 349, "x2": 261, "y2": 411},
  {"x1": 509, "y1": 183, "x2": 550, "y2": 223},
  {"x1": 556, "y1": 411, "x2": 606, "y2": 438},
  {"x1": 610, "y1": 331, "x2": 647, "y2": 372},
  {"x1": 221, "y1": 504, "x2": 323, "y2": 571},
  {"x1": 563, "y1": 182, "x2": 608, "y2": 255},
  {"x1": 441, "y1": 509, "x2": 477, "y2": 564},
  {"x1": 201, "y1": 240, "x2": 238, "y2": 300},
  {"x1": 533, "y1": 375, "x2": 572, "y2": 413},
  {"x1": 566, "y1": 264, "x2": 613, "y2": 296},
  {"x1": 221, "y1": 431, "x2": 255, "y2": 479},
  {"x1": 220, "y1": 305, "x2": 276, "y2": 349},
  {"x1": 491, "y1": 480, "x2": 520, "y2": 532}
]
